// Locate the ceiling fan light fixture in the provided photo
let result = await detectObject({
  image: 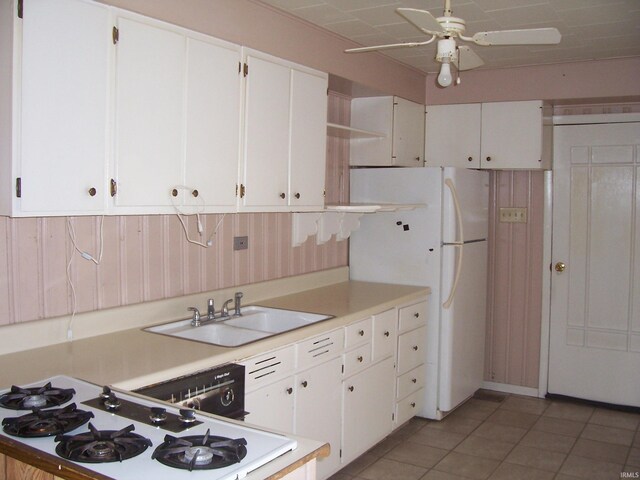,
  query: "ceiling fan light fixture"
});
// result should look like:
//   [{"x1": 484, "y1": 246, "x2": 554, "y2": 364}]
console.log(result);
[{"x1": 437, "y1": 60, "x2": 453, "y2": 87}]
